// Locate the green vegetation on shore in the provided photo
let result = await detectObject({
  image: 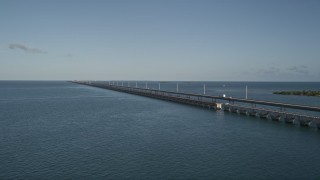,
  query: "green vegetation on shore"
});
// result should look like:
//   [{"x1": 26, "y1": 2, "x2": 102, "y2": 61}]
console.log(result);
[{"x1": 273, "y1": 90, "x2": 320, "y2": 96}]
